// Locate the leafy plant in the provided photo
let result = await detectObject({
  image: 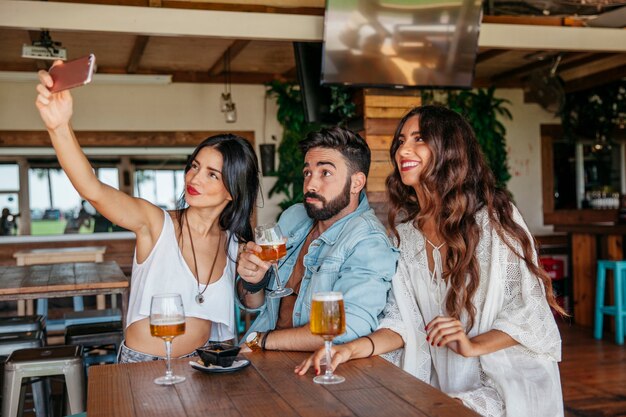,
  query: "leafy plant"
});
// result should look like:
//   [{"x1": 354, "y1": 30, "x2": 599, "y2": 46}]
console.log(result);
[
  {"x1": 560, "y1": 79, "x2": 626, "y2": 143},
  {"x1": 421, "y1": 87, "x2": 513, "y2": 189},
  {"x1": 266, "y1": 81, "x2": 354, "y2": 213}
]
